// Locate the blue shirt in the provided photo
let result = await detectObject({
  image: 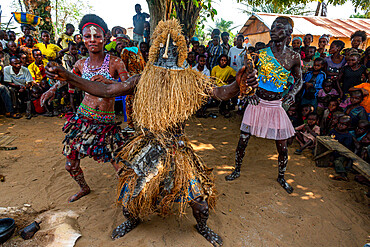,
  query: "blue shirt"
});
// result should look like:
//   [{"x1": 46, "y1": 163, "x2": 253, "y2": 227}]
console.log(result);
[
  {"x1": 302, "y1": 71, "x2": 326, "y2": 98},
  {"x1": 329, "y1": 129, "x2": 354, "y2": 151}
]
